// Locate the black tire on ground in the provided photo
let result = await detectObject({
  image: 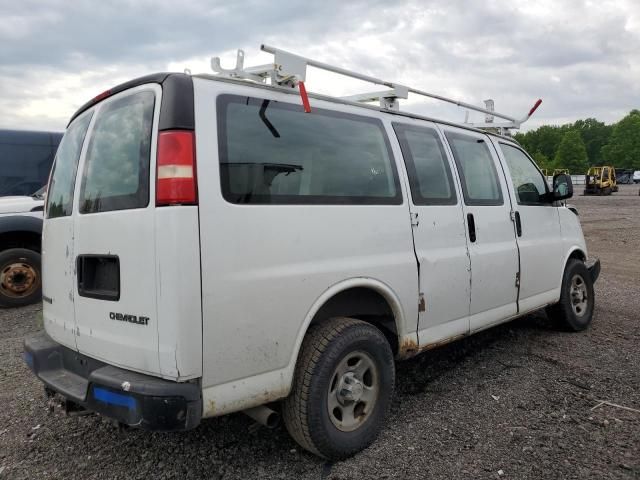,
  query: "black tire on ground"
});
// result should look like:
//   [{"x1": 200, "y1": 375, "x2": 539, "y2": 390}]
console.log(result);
[
  {"x1": 282, "y1": 317, "x2": 395, "y2": 460},
  {"x1": 546, "y1": 259, "x2": 595, "y2": 331},
  {"x1": 604, "y1": 187, "x2": 612, "y2": 195},
  {"x1": 0, "y1": 248, "x2": 42, "y2": 308}
]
